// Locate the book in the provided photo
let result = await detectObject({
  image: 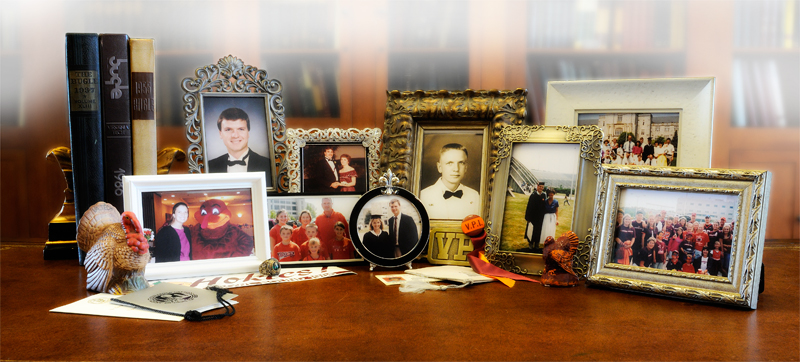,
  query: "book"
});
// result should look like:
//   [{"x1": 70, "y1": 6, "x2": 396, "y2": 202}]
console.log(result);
[
  {"x1": 65, "y1": 33, "x2": 105, "y2": 265},
  {"x1": 99, "y1": 34, "x2": 132, "y2": 210},
  {"x1": 129, "y1": 38, "x2": 157, "y2": 175}
]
